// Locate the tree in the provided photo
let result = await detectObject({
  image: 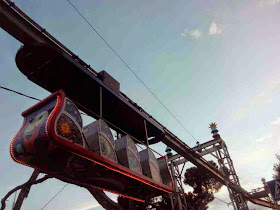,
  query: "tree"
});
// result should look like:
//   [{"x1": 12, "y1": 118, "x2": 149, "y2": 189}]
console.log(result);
[
  {"x1": 184, "y1": 160, "x2": 223, "y2": 210},
  {"x1": 87, "y1": 188, "x2": 123, "y2": 210},
  {"x1": 273, "y1": 154, "x2": 280, "y2": 179},
  {"x1": 1, "y1": 170, "x2": 123, "y2": 210},
  {"x1": 1, "y1": 170, "x2": 51, "y2": 210}
]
